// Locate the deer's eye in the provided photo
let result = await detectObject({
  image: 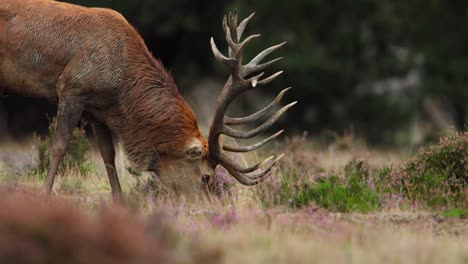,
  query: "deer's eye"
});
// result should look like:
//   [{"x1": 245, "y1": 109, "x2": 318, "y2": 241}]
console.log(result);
[{"x1": 186, "y1": 145, "x2": 203, "y2": 160}]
